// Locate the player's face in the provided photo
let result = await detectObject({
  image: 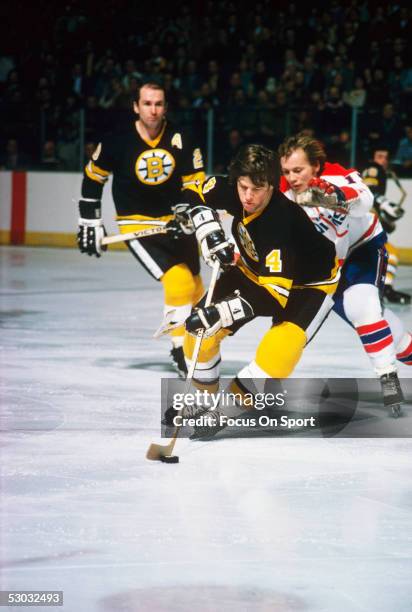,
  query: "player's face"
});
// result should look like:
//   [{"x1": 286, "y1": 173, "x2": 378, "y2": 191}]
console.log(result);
[
  {"x1": 134, "y1": 86, "x2": 166, "y2": 132},
  {"x1": 237, "y1": 176, "x2": 274, "y2": 215},
  {"x1": 280, "y1": 148, "x2": 320, "y2": 193},
  {"x1": 374, "y1": 150, "x2": 389, "y2": 170}
]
